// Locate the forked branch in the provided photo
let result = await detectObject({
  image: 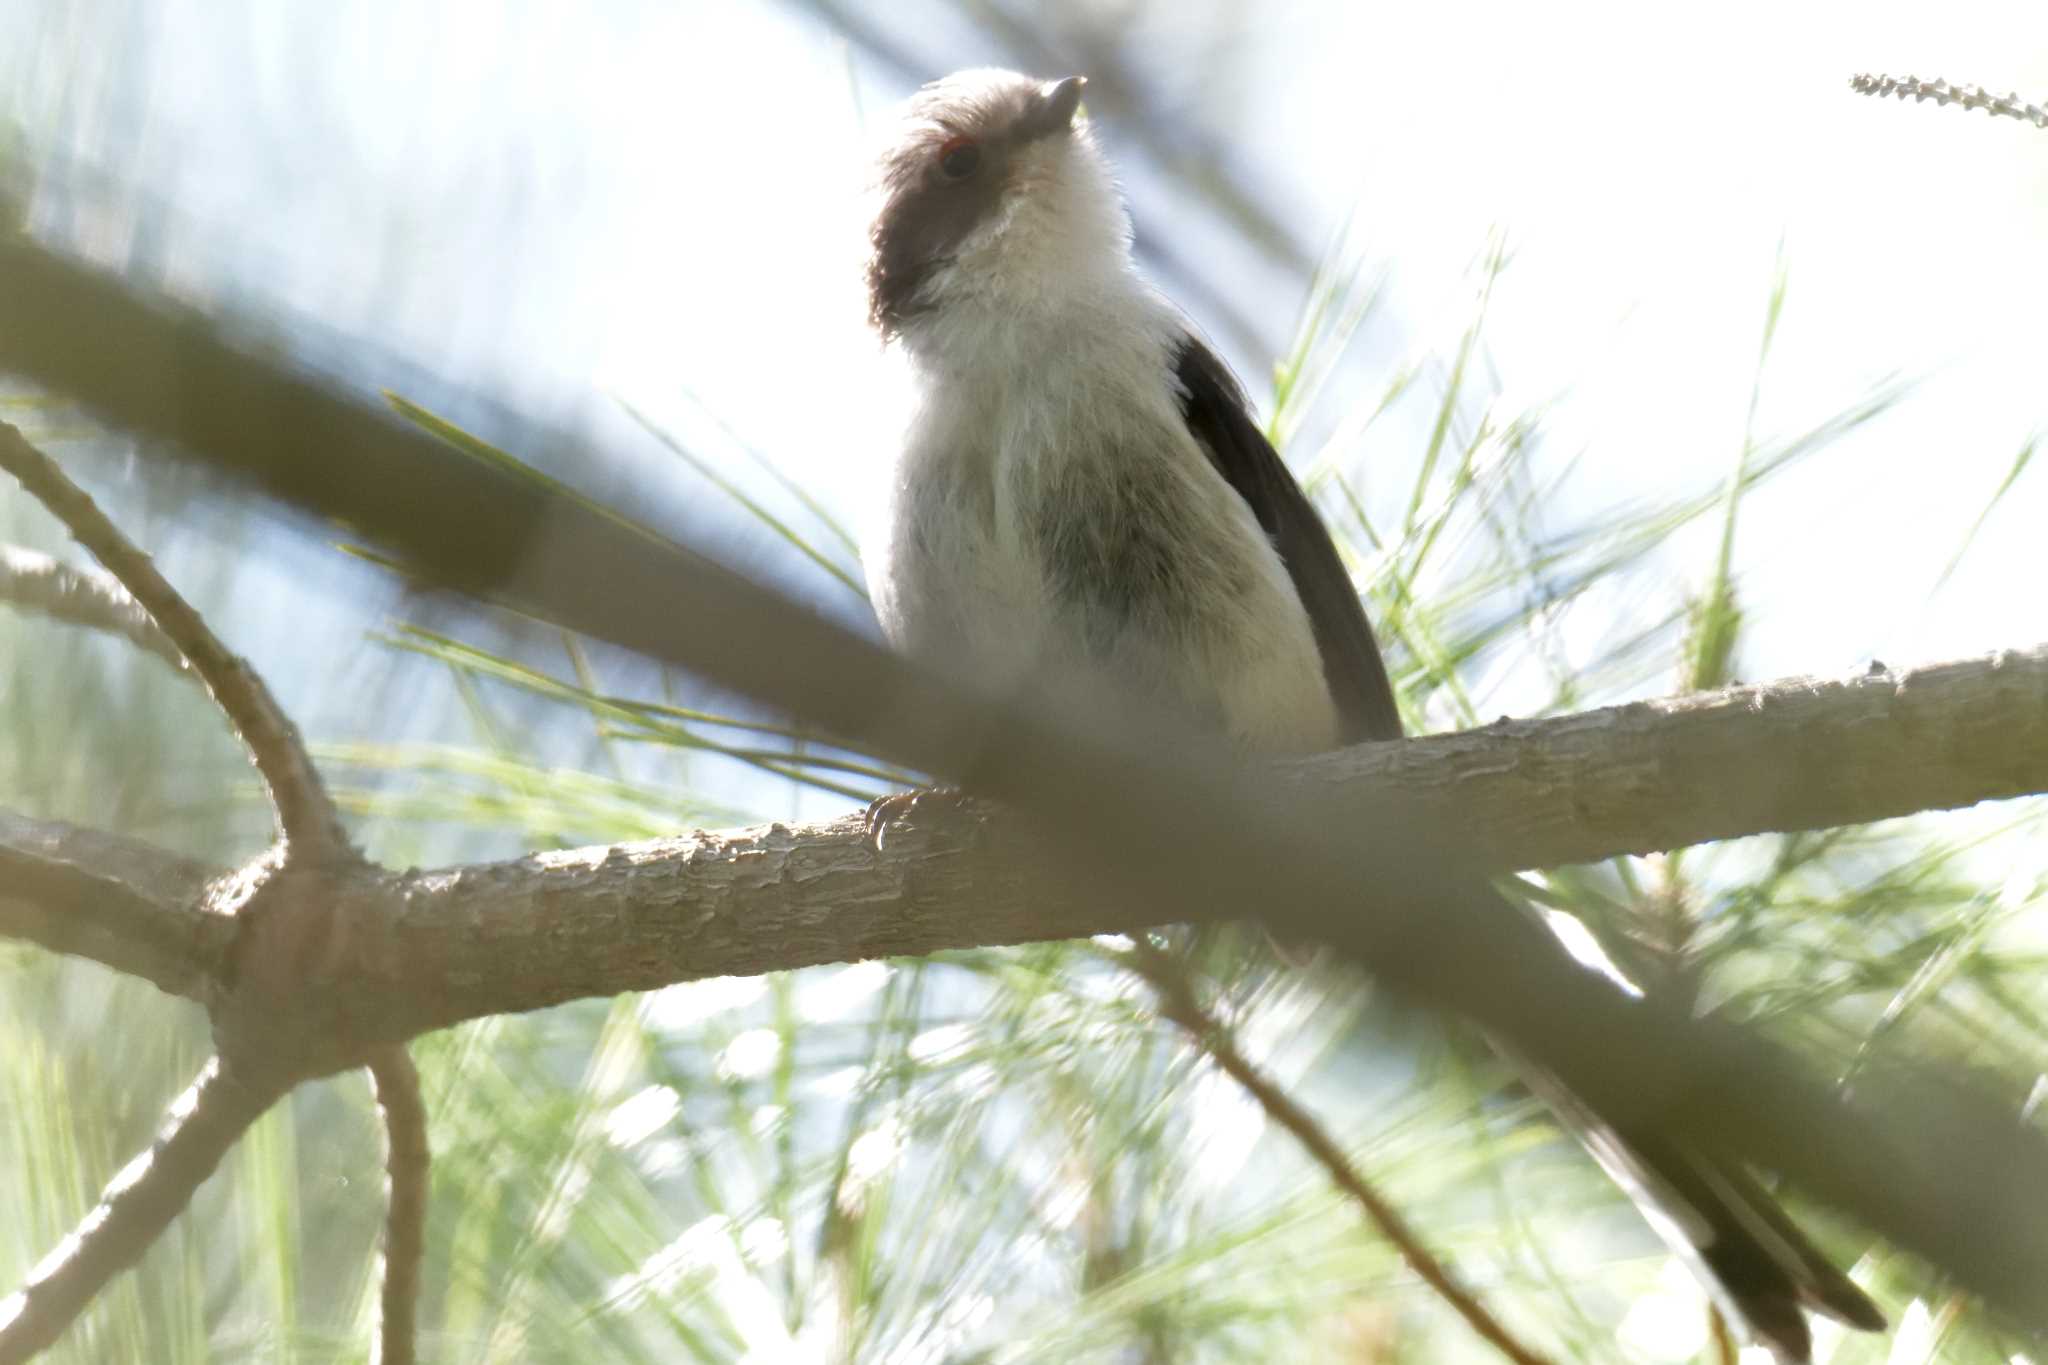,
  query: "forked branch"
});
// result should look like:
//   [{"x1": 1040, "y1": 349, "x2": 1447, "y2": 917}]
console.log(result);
[
  {"x1": 0, "y1": 1058, "x2": 283, "y2": 1365},
  {"x1": 0, "y1": 809, "x2": 225, "y2": 1000},
  {"x1": 0, "y1": 543, "x2": 186, "y2": 670},
  {"x1": 0, "y1": 429, "x2": 425, "y2": 1363},
  {"x1": 0, "y1": 423, "x2": 349, "y2": 857}
]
